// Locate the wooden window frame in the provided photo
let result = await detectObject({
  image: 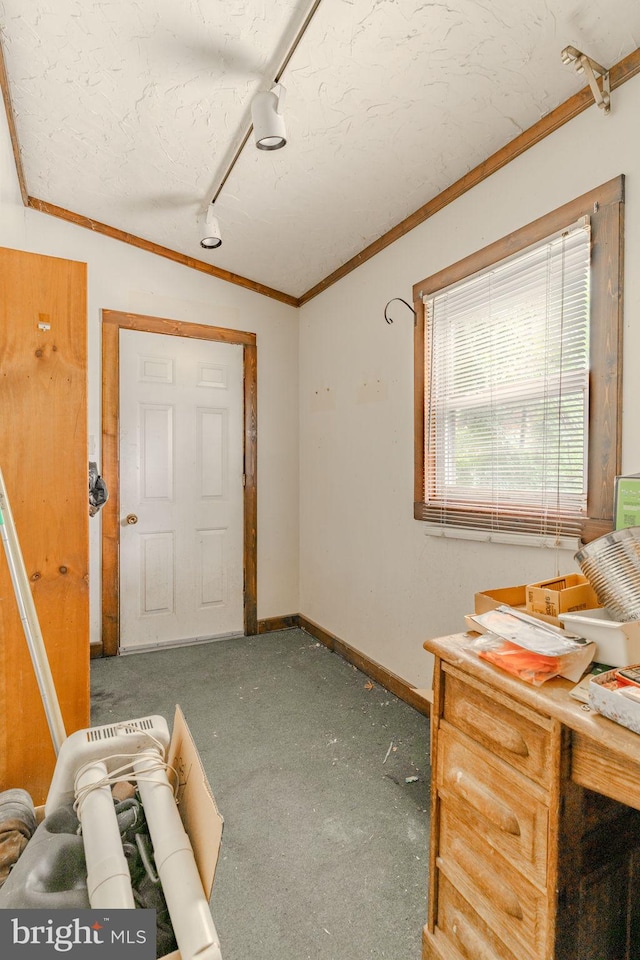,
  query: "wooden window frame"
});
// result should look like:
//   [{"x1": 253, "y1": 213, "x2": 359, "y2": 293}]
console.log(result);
[{"x1": 412, "y1": 175, "x2": 624, "y2": 544}]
